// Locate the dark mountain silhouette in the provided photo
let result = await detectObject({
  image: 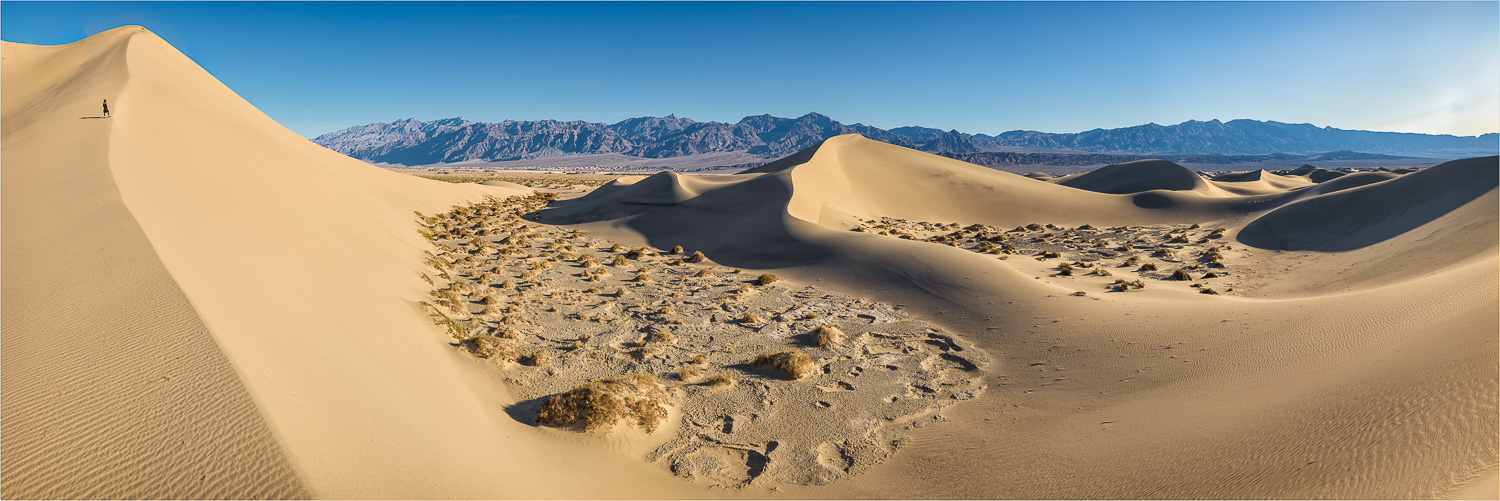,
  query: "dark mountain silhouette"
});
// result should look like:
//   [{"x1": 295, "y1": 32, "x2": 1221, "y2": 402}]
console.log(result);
[{"x1": 312, "y1": 114, "x2": 1498, "y2": 166}]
